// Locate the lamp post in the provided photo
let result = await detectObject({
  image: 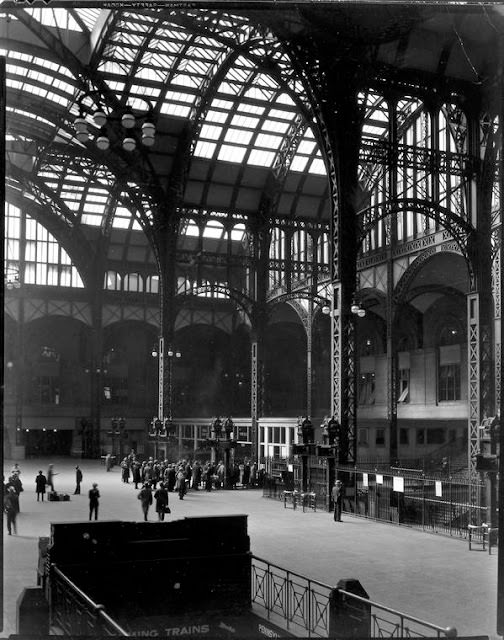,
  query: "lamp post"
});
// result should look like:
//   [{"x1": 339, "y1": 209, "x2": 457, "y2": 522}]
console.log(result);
[
  {"x1": 107, "y1": 416, "x2": 126, "y2": 461},
  {"x1": 205, "y1": 417, "x2": 236, "y2": 488},
  {"x1": 150, "y1": 339, "x2": 181, "y2": 459}
]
